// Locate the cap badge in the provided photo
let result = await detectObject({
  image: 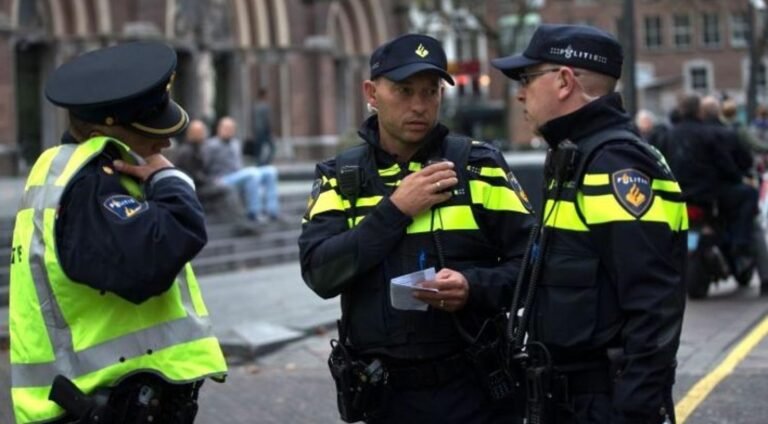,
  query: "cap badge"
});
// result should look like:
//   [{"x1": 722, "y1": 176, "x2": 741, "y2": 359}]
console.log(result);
[
  {"x1": 105, "y1": 117, "x2": 114, "y2": 125},
  {"x1": 415, "y1": 44, "x2": 429, "y2": 58}
]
